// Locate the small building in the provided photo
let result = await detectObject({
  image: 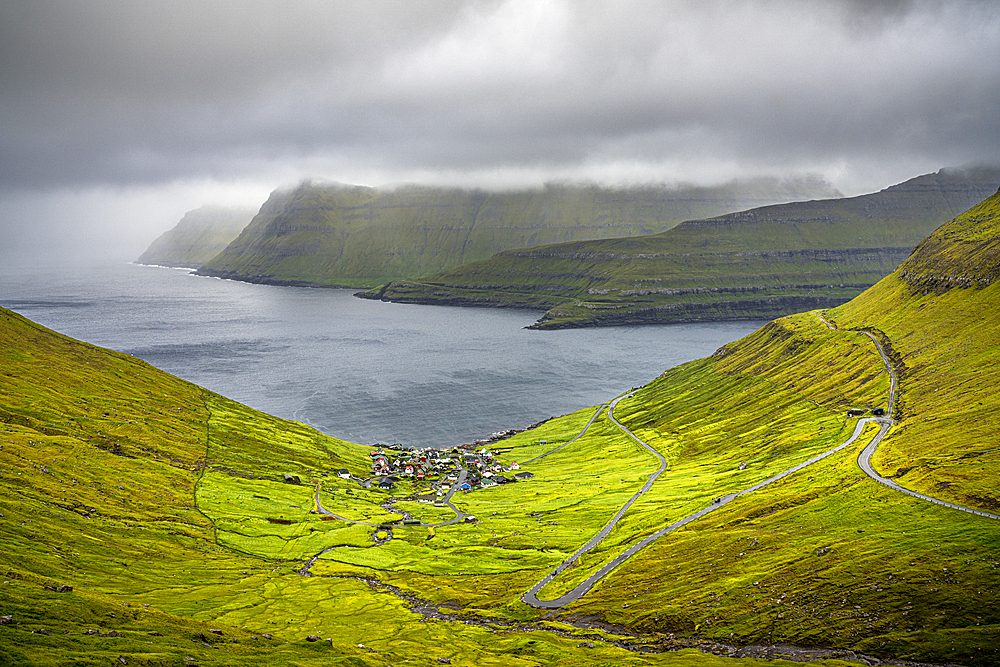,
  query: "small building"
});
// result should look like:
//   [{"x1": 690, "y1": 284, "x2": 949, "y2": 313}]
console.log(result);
[
  {"x1": 847, "y1": 409, "x2": 868, "y2": 417},
  {"x1": 872, "y1": 408, "x2": 886, "y2": 416},
  {"x1": 283, "y1": 473, "x2": 301, "y2": 485},
  {"x1": 337, "y1": 469, "x2": 351, "y2": 479},
  {"x1": 376, "y1": 477, "x2": 395, "y2": 490},
  {"x1": 514, "y1": 471, "x2": 534, "y2": 480}
]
